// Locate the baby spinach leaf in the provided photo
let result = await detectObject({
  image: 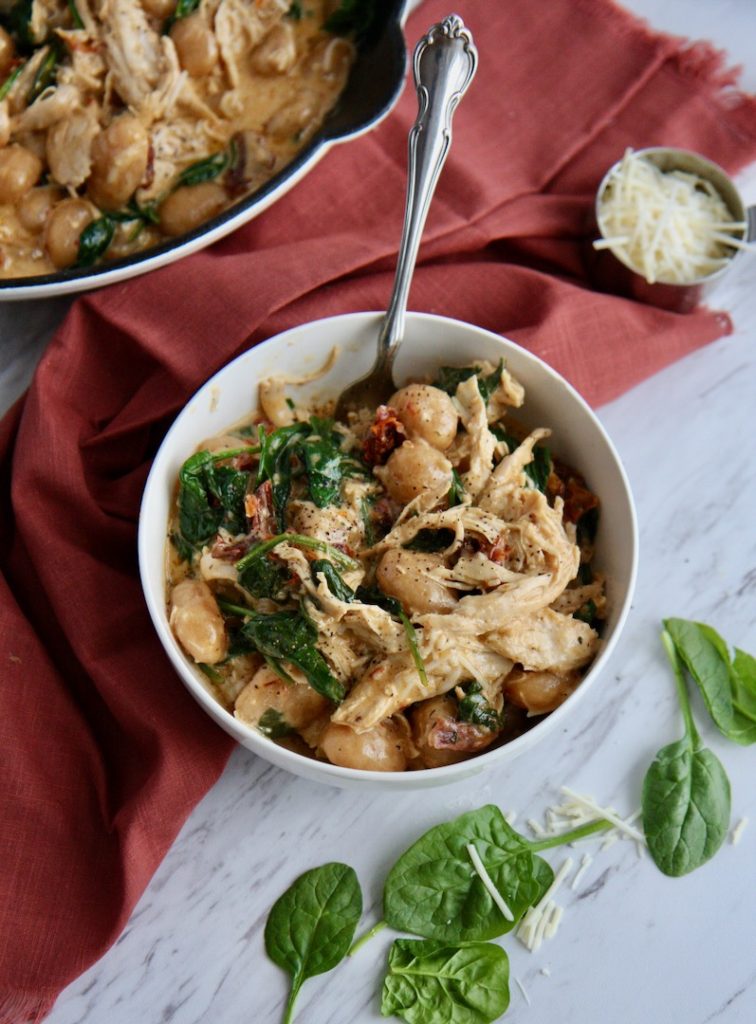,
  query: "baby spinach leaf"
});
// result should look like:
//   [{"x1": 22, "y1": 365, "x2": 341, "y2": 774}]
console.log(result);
[
  {"x1": 399, "y1": 610, "x2": 428, "y2": 689},
  {"x1": 383, "y1": 805, "x2": 553, "y2": 942},
  {"x1": 574, "y1": 598, "x2": 597, "y2": 625},
  {"x1": 67, "y1": 0, "x2": 84, "y2": 29},
  {"x1": 492, "y1": 427, "x2": 551, "y2": 493},
  {"x1": 258, "y1": 708, "x2": 293, "y2": 739},
  {"x1": 300, "y1": 424, "x2": 367, "y2": 508},
  {"x1": 238, "y1": 610, "x2": 345, "y2": 703},
  {"x1": 238, "y1": 554, "x2": 290, "y2": 601},
  {"x1": 266, "y1": 862, "x2": 362, "y2": 1024},
  {"x1": 236, "y1": 533, "x2": 360, "y2": 575},
  {"x1": 27, "y1": 39, "x2": 62, "y2": 103},
  {"x1": 448, "y1": 469, "x2": 465, "y2": 508},
  {"x1": 256, "y1": 423, "x2": 309, "y2": 530},
  {"x1": 380, "y1": 939, "x2": 510, "y2": 1024},
  {"x1": 642, "y1": 630, "x2": 731, "y2": 877},
  {"x1": 6, "y1": 0, "x2": 35, "y2": 51},
  {"x1": 434, "y1": 361, "x2": 503, "y2": 404},
  {"x1": 75, "y1": 216, "x2": 115, "y2": 268},
  {"x1": 310, "y1": 559, "x2": 354, "y2": 602},
  {"x1": 664, "y1": 618, "x2": 756, "y2": 745},
  {"x1": 178, "y1": 149, "x2": 230, "y2": 188},
  {"x1": 176, "y1": 449, "x2": 250, "y2": 551},
  {"x1": 732, "y1": 648, "x2": 756, "y2": 726},
  {"x1": 457, "y1": 683, "x2": 502, "y2": 731},
  {"x1": 355, "y1": 585, "x2": 401, "y2": 617},
  {"x1": 0, "y1": 62, "x2": 24, "y2": 101},
  {"x1": 287, "y1": 0, "x2": 303, "y2": 19},
  {"x1": 324, "y1": 0, "x2": 379, "y2": 42},
  {"x1": 477, "y1": 359, "x2": 504, "y2": 404}
]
